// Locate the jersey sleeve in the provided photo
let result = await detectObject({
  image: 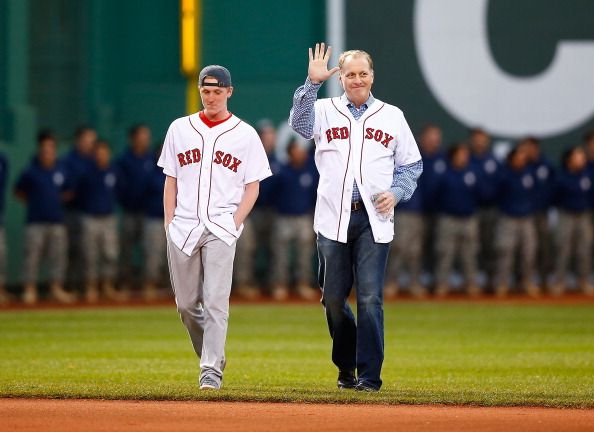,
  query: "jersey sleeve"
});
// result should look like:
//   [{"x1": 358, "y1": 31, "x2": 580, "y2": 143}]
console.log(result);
[
  {"x1": 393, "y1": 111, "x2": 422, "y2": 167},
  {"x1": 157, "y1": 124, "x2": 178, "y2": 178},
  {"x1": 244, "y1": 130, "x2": 273, "y2": 184}
]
